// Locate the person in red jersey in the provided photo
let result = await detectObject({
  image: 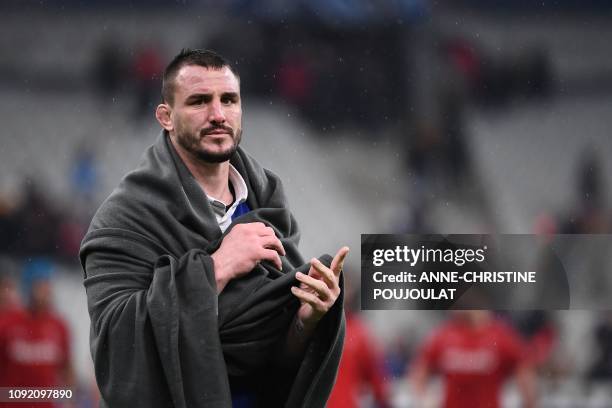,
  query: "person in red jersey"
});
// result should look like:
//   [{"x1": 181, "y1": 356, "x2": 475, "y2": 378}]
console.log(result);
[
  {"x1": 0, "y1": 259, "x2": 74, "y2": 408},
  {"x1": 0, "y1": 273, "x2": 25, "y2": 388},
  {"x1": 327, "y1": 302, "x2": 390, "y2": 408},
  {"x1": 410, "y1": 311, "x2": 536, "y2": 408}
]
